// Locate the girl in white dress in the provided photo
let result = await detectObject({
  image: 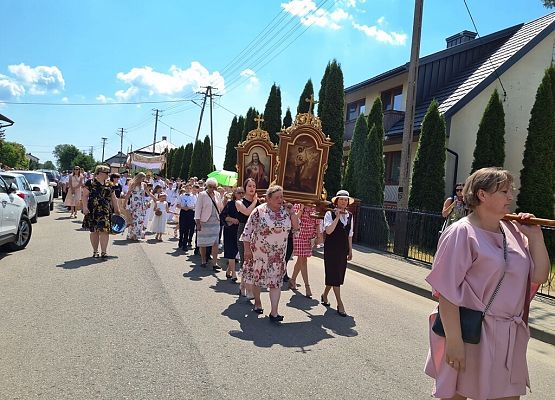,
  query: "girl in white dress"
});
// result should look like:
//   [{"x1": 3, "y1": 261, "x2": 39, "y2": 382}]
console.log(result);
[{"x1": 151, "y1": 193, "x2": 169, "y2": 241}]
